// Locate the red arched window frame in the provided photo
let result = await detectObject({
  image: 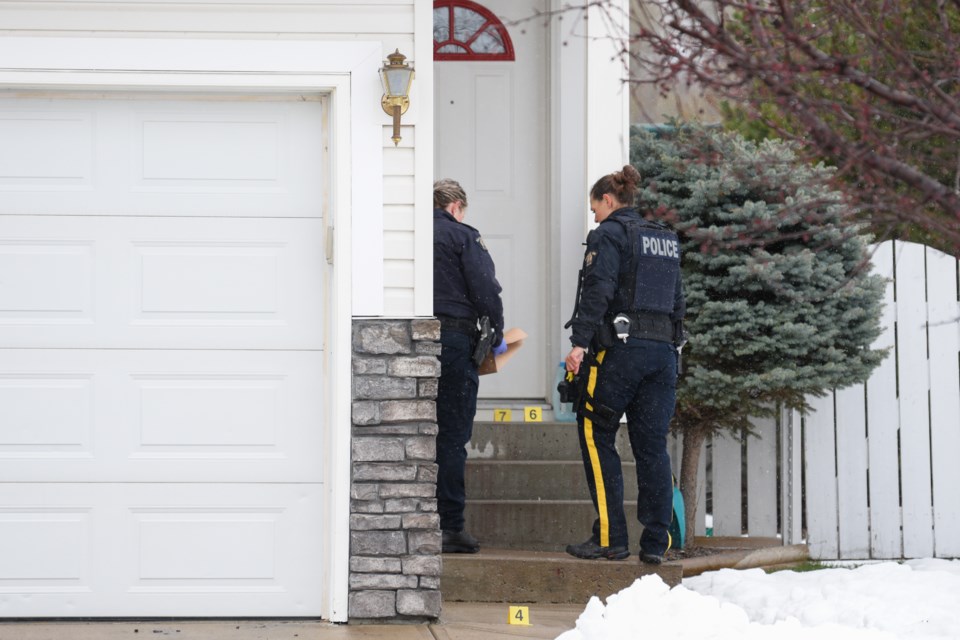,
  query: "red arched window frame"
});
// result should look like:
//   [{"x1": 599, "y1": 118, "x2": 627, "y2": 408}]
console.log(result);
[{"x1": 434, "y1": 0, "x2": 515, "y2": 61}]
